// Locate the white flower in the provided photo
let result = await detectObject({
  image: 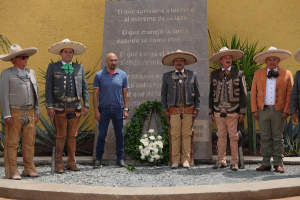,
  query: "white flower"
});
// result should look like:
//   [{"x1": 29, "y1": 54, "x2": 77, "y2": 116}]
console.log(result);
[
  {"x1": 143, "y1": 141, "x2": 149, "y2": 147},
  {"x1": 151, "y1": 152, "x2": 157, "y2": 157},
  {"x1": 149, "y1": 142, "x2": 156, "y2": 150},
  {"x1": 139, "y1": 146, "x2": 143, "y2": 150},
  {"x1": 141, "y1": 156, "x2": 145, "y2": 160},
  {"x1": 148, "y1": 129, "x2": 155, "y2": 133},
  {"x1": 144, "y1": 138, "x2": 149, "y2": 142},
  {"x1": 140, "y1": 139, "x2": 145, "y2": 143},
  {"x1": 149, "y1": 136, "x2": 155, "y2": 140},
  {"x1": 156, "y1": 141, "x2": 163, "y2": 148},
  {"x1": 159, "y1": 144, "x2": 163, "y2": 149},
  {"x1": 140, "y1": 149, "x2": 146, "y2": 155},
  {"x1": 154, "y1": 148, "x2": 159, "y2": 153},
  {"x1": 156, "y1": 155, "x2": 160, "y2": 159},
  {"x1": 149, "y1": 158, "x2": 154, "y2": 162},
  {"x1": 143, "y1": 134, "x2": 148, "y2": 138},
  {"x1": 158, "y1": 135, "x2": 162, "y2": 140},
  {"x1": 145, "y1": 152, "x2": 149, "y2": 156}
]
